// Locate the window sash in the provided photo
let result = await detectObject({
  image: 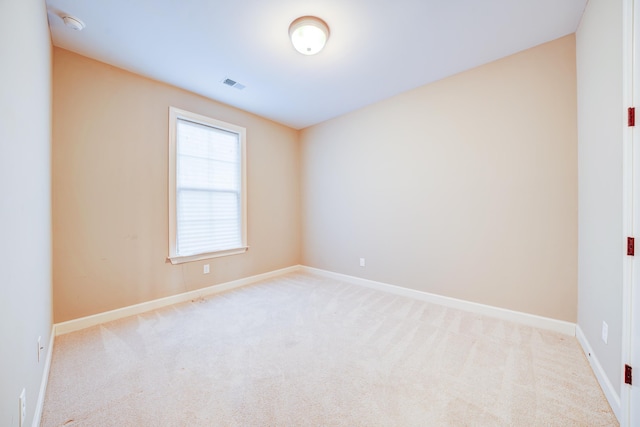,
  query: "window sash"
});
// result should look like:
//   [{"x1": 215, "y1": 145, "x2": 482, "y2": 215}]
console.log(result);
[{"x1": 168, "y1": 107, "x2": 247, "y2": 264}]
